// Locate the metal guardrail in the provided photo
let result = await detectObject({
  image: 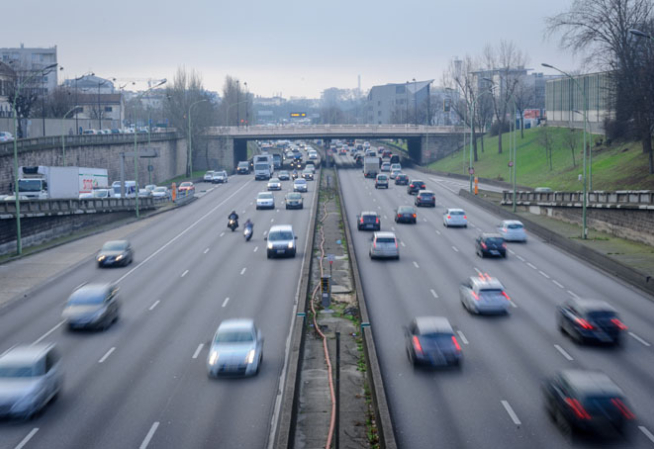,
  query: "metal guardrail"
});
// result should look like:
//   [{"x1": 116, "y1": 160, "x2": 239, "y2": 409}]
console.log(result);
[
  {"x1": 0, "y1": 197, "x2": 158, "y2": 217},
  {"x1": 501, "y1": 190, "x2": 654, "y2": 207},
  {"x1": 208, "y1": 124, "x2": 464, "y2": 137}
]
